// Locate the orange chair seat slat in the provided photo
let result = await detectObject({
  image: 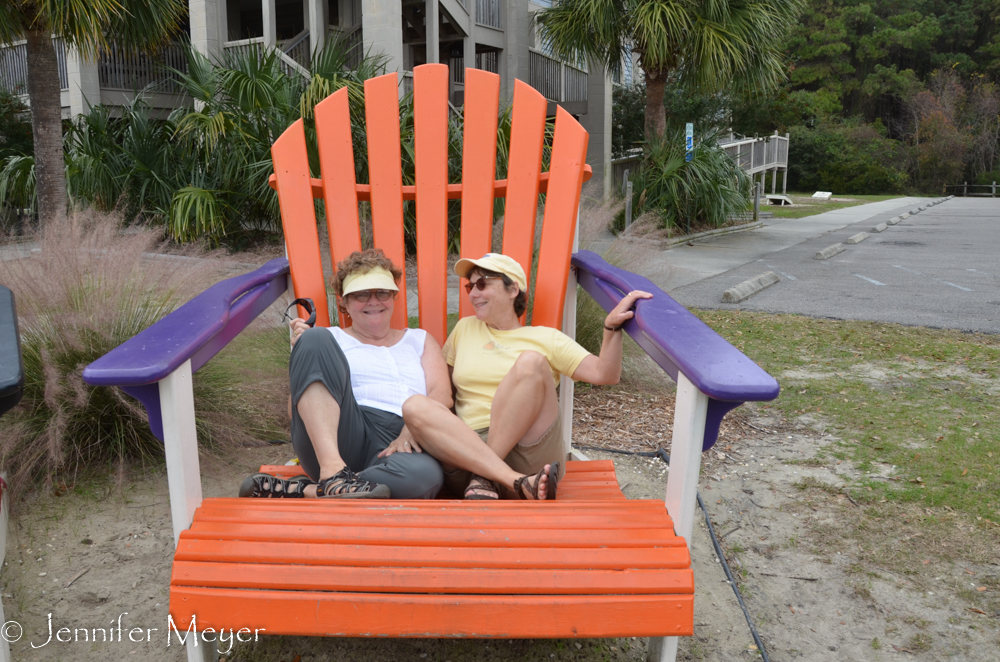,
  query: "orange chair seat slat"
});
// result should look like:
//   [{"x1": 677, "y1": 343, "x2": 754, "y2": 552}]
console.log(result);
[
  {"x1": 174, "y1": 540, "x2": 691, "y2": 570},
  {"x1": 169, "y1": 589, "x2": 694, "y2": 638},
  {"x1": 191, "y1": 505, "x2": 671, "y2": 529},
  {"x1": 184, "y1": 521, "x2": 682, "y2": 548},
  {"x1": 173, "y1": 561, "x2": 693, "y2": 595}
]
